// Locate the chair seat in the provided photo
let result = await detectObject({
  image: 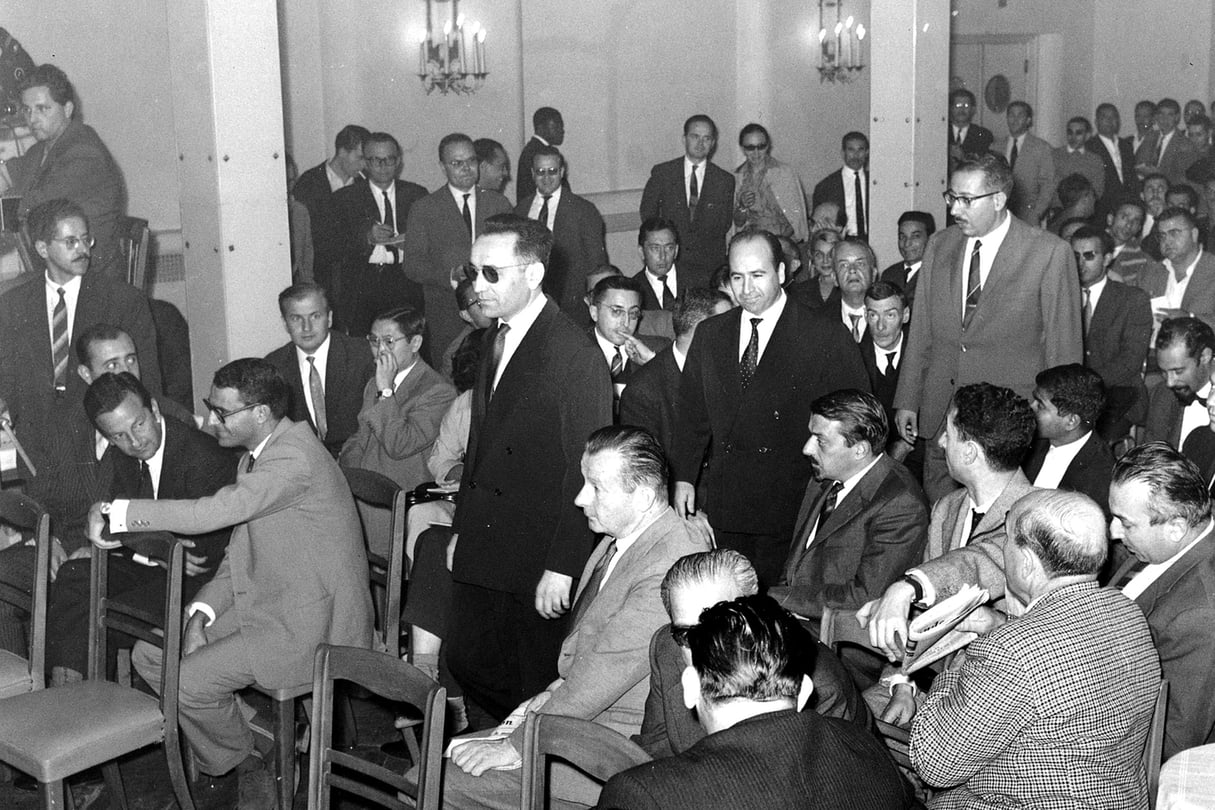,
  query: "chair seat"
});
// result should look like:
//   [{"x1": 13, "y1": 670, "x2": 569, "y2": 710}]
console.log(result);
[
  {"x1": 0, "y1": 650, "x2": 33, "y2": 699},
  {"x1": 253, "y1": 681, "x2": 311, "y2": 701},
  {"x1": 0, "y1": 680, "x2": 163, "y2": 781}
]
